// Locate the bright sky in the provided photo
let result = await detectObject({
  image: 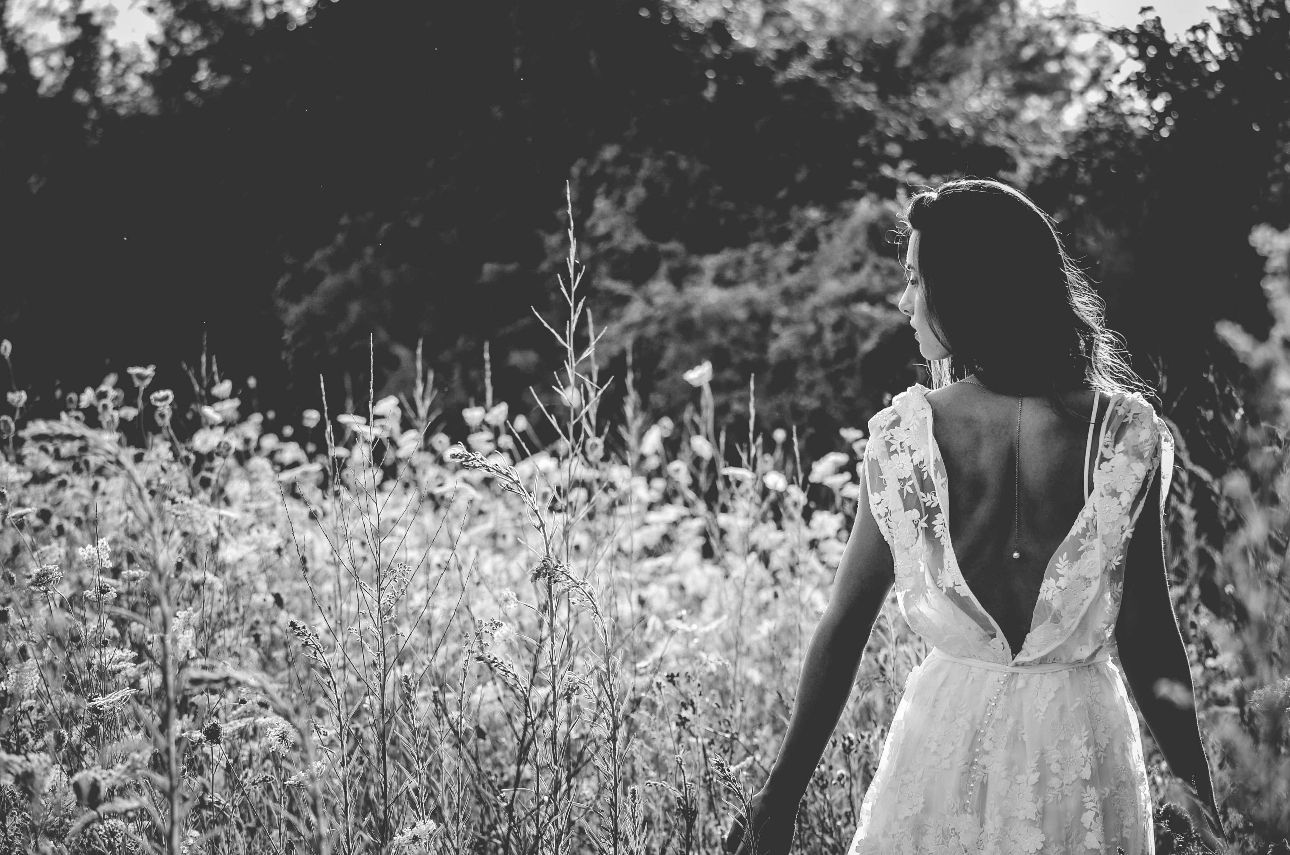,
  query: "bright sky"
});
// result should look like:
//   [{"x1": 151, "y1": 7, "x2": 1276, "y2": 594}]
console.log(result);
[{"x1": 1072, "y1": 0, "x2": 1221, "y2": 36}]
